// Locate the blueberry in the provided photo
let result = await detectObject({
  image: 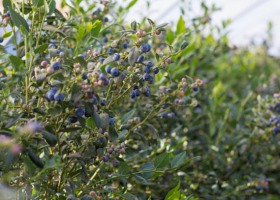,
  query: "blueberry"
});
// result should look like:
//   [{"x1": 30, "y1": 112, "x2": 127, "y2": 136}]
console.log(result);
[
  {"x1": 99, "y1": 57, "x2": 105, "y2": 63},
  {"x1": 123, "y1": 43, "x2": 128, "y2": 49},
  {"x1": 130, "y1": 90, "x2": 136, "y2": 99},
  {"x1": 112, "y1": 159, "x2": 119, "y2": 167},
  {"x1": 100, "y1": 99, "x2": 106, "y2": 106},
  {"x1": 273, "y1": 126, "x2": 280, "y2": 135},
  {"x1": 153, "y1": 67, "x2": 159, "y2": 74},
  {"x1": 51, "y1": 87, "x2": 58, "y2": 93},
  {"x1": 54, "y1": 93, "x2": 64, "y2": 101},
  {"x1": 111, "y1": 67, "x2": 120, "y2": 77},
  {"x1": 92, "y1": 95, "x2": 98, "y2": 104},
  {"x1": 136, "y1": 55, "x2": 145, "y2": 63},
  {"x1": 105, "y1": 65, "x2": 112, "y2": 74},
  {"x1": 273, "y1": 103, "x2": 280, "y2": 113},
  {"x1": 82, "y1": 73, "x2": 88, "y2": 80},
  {"x1": 46, "y1": 90, "x2": 56, "y2": 101},
  {"x1": 68, "y1": 116, "x2": 78, "y2": 123},
  {"x1": 133, "y1": 85, "x2": 139, "y2": 90},
  {"x1": 75, "y1": 107, "x2": 85, "y2": 117},
  {"x1": 78, "y1": 54, "x2": 86, "y2": 58},
  {"x1": 107, "y1": 47, "x2": 114, "y2": 54},
  {"x1": 140, "y1": 43, "x2": 151, "y2": 53},
  {"x1": 103, "y1": 37, "x2": 108, "y2": 43},
  {"x1": 192, "y1": 86, "x2": 199, "y2": 92},
  {"x1": 113, "y1": 53, "x2": 120, "y2": 61},
  {"x1": 143, "y1": 73, "x2": 151, "y2": 81},
  {"x1": 99, "y1": 73, "x2": 107, "y2": 81},
  {"x1": 161, "y1": 112, "x2": 168, "y2": 118},
  {"x1": 148, "y1": 76, "x2": 154, "y2": 84},
  {"x1": 52, "y1": 61, "x2": 61, "y2": 70},
  {"x1": 144, "y1": 86, "x2": 151, "y2": 97},
  {"x1": 0, "y1": 37, "x2": 3, "y2": 43},
  {"x1": 135, "y1": 89, "x2": 141, "y2": 97},
  {"x1": 109, "y1": 118, "x2": 115, "y2": 126},
  {"x1": 168, "y1": 112, "x2": 175, "y2": 118},
  {"x1": 104, "y1": 79, "x2": 110, "y2": 86},
  {"x1": 143, "y1": 66, "x2": 151, "y2": 73},
  {"x1": 146, "y1": 61, "x2": 154, "y2": 68},
  {"x1": 103, "y1": 154, "x2": 109, "y2": 162},
  {"x1": 103, "y1": 17, "x2": 109, "y2": 22},
  {"x1": 48, "y1": 43, "x2": 56, "y2": 49}
]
